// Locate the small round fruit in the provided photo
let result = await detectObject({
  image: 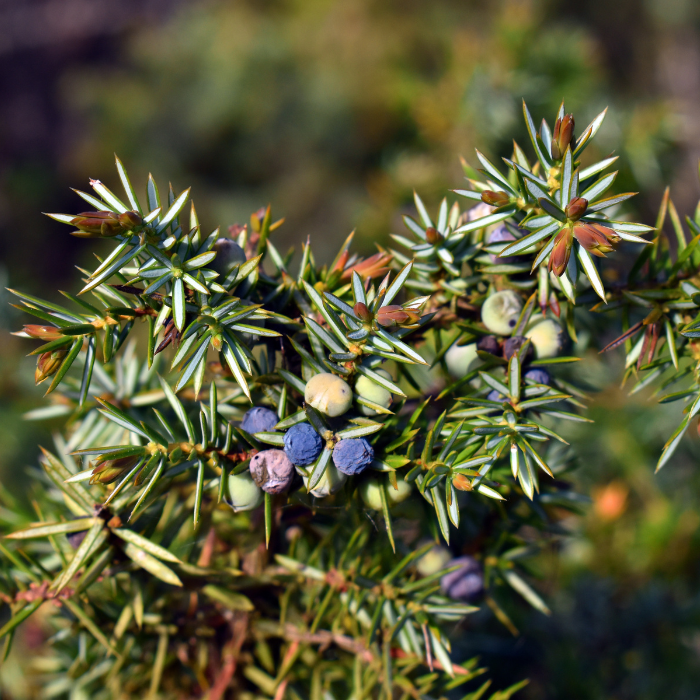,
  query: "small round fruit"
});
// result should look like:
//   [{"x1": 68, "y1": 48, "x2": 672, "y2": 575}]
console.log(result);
[
  {"x1": 227, "y1": 471, "x2": 263, "y2": 512},
  {"x1": 240, "y1": 406, "x2": 278, "y2": 434},
  {"x1": 487, "y1": 224, "x2": 515, "y2": 244},
  {"x1": 284, "y1": 423, "x2": 323, "y2": 466},
  {"x1": 440, "y1": 555, "x2": 484, "y2": 602},
  {"x1": 355, "y1": 370, "x2": 392, "y2": 416},
  {"x1": 416, "y1": 544, "x2": 452, "y2": 577},
  {"x1": 303, "y1": 461, "x2": 347, "y2": 498},
  {"x1": 360, "y1": 479, "x2": 383, "y2": 510},
  {"x1": 525, "y1": 318, "x2": 563, "y2": 359},
  {"x1": 249, "y1": 449, "x2": 295, "y2": 494},
  {"x1": 211, "y1": 238, "x2": 246, "y2": 276},
  {"x1": 445, "y1": 343, "x2": 481, "y2": 378},
  {"x1": 503, "y1": 335, "x2": 532, "y2": 361},
  {"x1": 305, "y1": 373, "x2": 353, "y2": 417},
  {"x1": 486, "y1": 224, "x2": 517, "y2": 263},
  {"x1": 333, "y1": 438, "x2": 374, "y2": 475},
  {"x1": 477, "y1": 335, "x2": 500, "y2": 355},
  {"x1": 481, "y1": 290, "x2": 523, "y2": 336},
  {"x1": 360, "y1": 477, "x2": 411, "y2": 510},
  {"x1": 387, "y1": 478, "x2": 411, "y2": 504},
  {"x1": 524, "y1": 368, "x2": 551, "y2": 385}
]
